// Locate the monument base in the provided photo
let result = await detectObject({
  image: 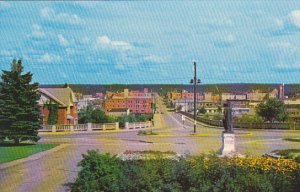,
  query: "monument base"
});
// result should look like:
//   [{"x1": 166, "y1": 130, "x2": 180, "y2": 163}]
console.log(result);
[{"x1": 220, "y1": 132, "x2": 235, "y2": 157}]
